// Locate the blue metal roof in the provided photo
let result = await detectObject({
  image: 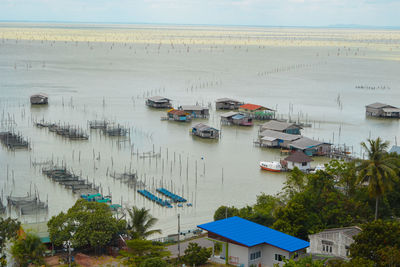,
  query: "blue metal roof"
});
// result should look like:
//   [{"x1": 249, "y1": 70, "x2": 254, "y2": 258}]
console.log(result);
[
  {"x1": 197, "y1": 217, "x2": 309, "y2": 252},
  {"x1": 390, "y1": 146, "x2": 400, "y2": 154}
]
